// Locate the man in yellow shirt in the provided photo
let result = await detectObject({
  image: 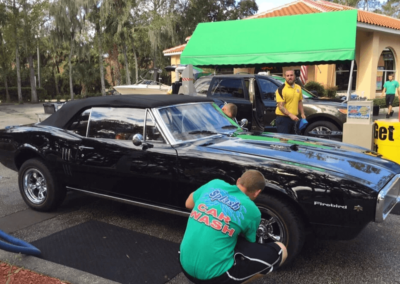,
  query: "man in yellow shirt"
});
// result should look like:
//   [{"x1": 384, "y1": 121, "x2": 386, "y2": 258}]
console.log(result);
[{"x1": 275, "y1": 70, "x2": 306, "y2": 134}]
